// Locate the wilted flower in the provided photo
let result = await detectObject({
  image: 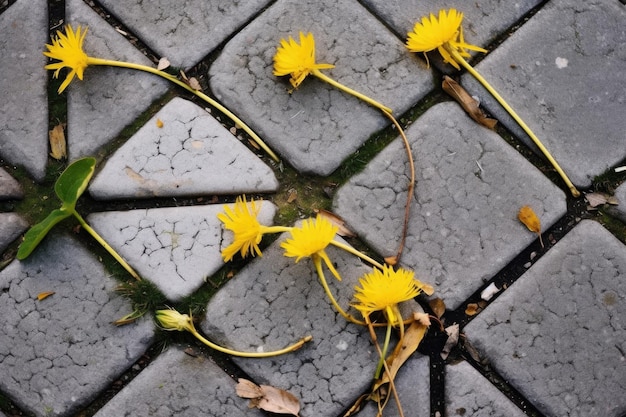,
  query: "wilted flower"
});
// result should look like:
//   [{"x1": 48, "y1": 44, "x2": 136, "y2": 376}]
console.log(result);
[
  {"x1": 281, "y1": 214, "x2": 341, "y2": 281},
  {"x1": 155, "y1": 308, "x2": 194, "y2": 332},
  {"x1": 405, "y1": 8, "x2": 486, "y2": 70},
  {"x1": 218, "y1": 195, "x2": 291, "y2": 262},
  {"x1": 352, "y1": 265, "x2": 424, "y2": 326}
]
